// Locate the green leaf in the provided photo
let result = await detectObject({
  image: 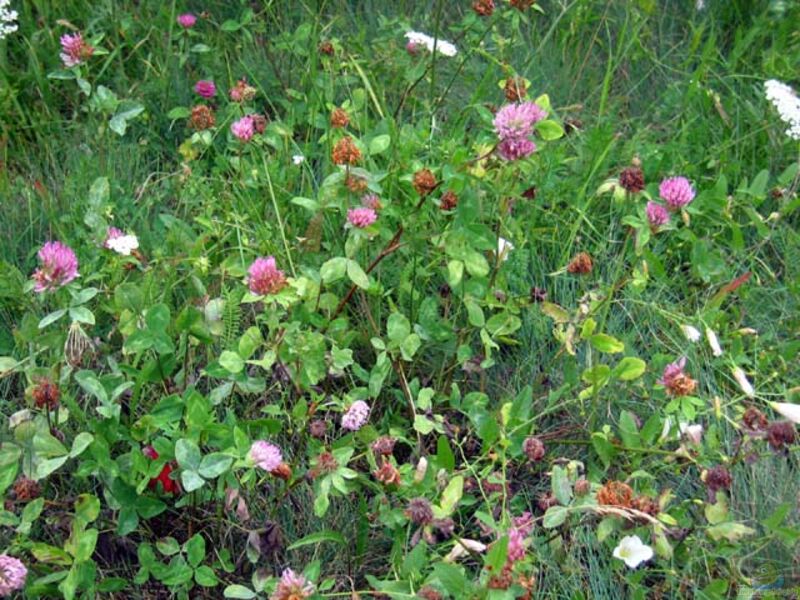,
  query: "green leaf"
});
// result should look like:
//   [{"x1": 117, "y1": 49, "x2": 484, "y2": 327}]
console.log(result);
[
  {"x1": 346, "y1": 259, "x2": 370, "y2": 290},
  {"x1": 185, "y1": 534, "x2": 206, "y2": 568},
  {"x1": 219, "y1": 350, "x2": 245, "y2": 374},
  {"x1": 287, "y1": 530, "x2": 346, "y2": 550},
  {"x1": 413, "y1": 415, "x2": 436, "y2": 435},
  {"x1": 0, "y1": 357, "x2": 17, "y2": 375},
  {"x1": 436, "y1": 436, "x2": 455, "y2": 472},
  {"x1": 68, "y1": 306, "x2": 95, "y2": 325},
  {"x1": 368, "y1": 134, "x2": 391, "y2": 155},
  {"x1": 464, "y1": 298, "x2": 485, "y2": 327},
  {"x1": 220, "y1": 19, "x2": 241, "y2": 31},
  {"x1": 618, "y1": 410, "x2": 641, "y2": 448},
  {"x1": 145, "y1": 304, "x2": 171, "y2": 332},
  {"x1": 613, "y1": 357, "x2": 646, "y2": 381},
  {"x1": 535, "y1": 119, "x2": 565, "y2": 141},
  {"x1": 175, "y1": 439, "x2": 202, "y2": 471},
  {"x1": 400, "y1": 333, "x2": 421, "y2": 360},
  {"x1": 69, "y1": 433, "x2": 94, "y2": 458},
  {"x1": 439, "y1": 476, "x2": 463, "y2": 515},
  {"x1": 463, "y1": 250, "x2": 489, "y2": 277},
  {"x1": 707, "y1": 522, "x2": 756, "y2": 542},
  {"x1": 543, "y1": 505, "x2": 569, "y2": 528},
  {"x1": 167, "y1": 107, "x2": 190, "y2": 119},
  {"x1": 180, "y1": 470, "x2": 205, "y2": 492},
  {"x1": 156, "y1": 537, "x2": 181, "y2": 556},
  {"x1": 72, "y1": 528, "x2": 99, "y2": 562},
  {"x1": 195, "y1": 566, "x2": 219, "y2": 587},
  {"x1": 551, "y1": 465, "x2": 572, "y2": 505},
  {"x1": 433, "y1": 563, "x2": 467, "y2": 597},
  {"x1": 238, "y1": 327, "x2": 262, "y2": 360},
  {"x1": 198, "y1": 453, "x2": 233, "y2": 479},
  {"x1": 39, "y1": 309, "x2": 67, "y2": 329},
  {"x1": 447, "y1": 260, "x2": 464, "y2": 287},
  {"x1": 589, "y1": 333, "x2": 625, "y2": 353},
  {"x1": 320, "y1": 257, "x2": 347, "y2": 283},
  {"x1": 387, "y1": 313, "x2": 411, "y2": 343},
  {"x1": 485, "y1": 312, "x2": 521, "y2": 337},
  {"x1": 35, "y1": 456, "x2": 69, "y2": 480},
  {"x1": 224, "y1": 585, "x2": 256, "y2": 599},
  {"x1": 291, "y1": 196, "x2": 318, "y2": 212},
  {"x1": 74, "y1": 494, "x2": 100, "y2": 524}
]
